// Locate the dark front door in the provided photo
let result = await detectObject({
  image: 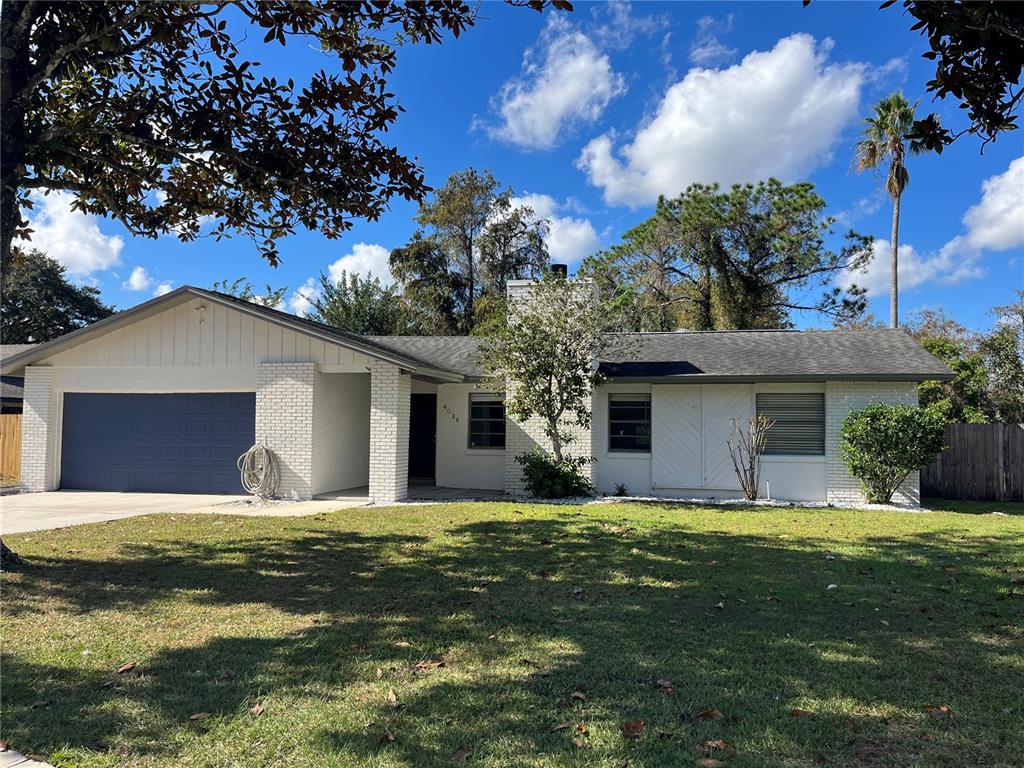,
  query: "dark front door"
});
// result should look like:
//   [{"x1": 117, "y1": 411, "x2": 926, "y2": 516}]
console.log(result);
[
  {"x1": 408, "y1": 393, "x2": 437, "y2": 483},
  {"x1": 60, "y1": 392, "x2": 255, "y2": 493}
]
